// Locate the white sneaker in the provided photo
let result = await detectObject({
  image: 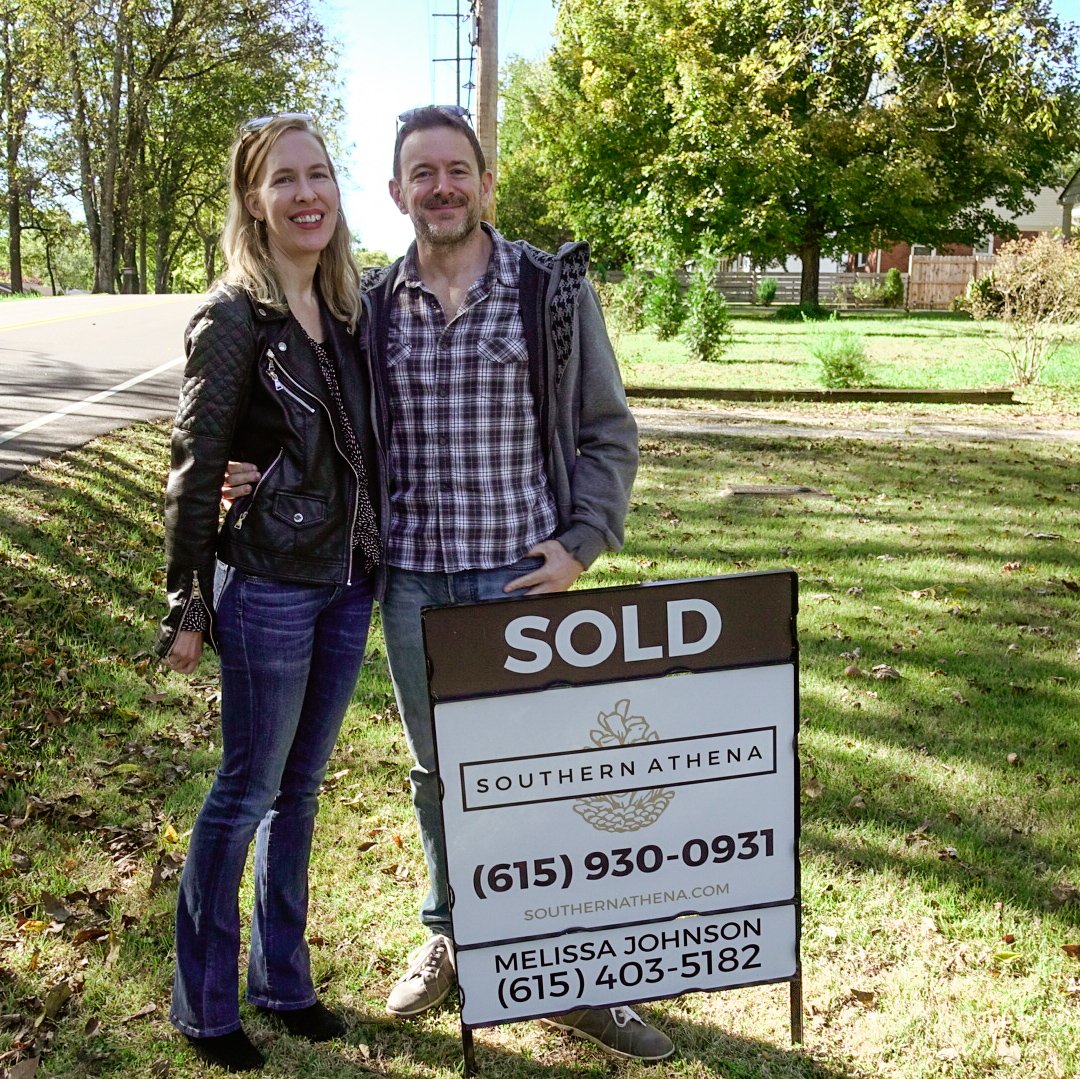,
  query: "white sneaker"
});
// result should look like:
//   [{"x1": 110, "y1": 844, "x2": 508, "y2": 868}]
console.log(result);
[{"x1": 385, "y1": 934, "x2": 456, "y2": 1017}]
